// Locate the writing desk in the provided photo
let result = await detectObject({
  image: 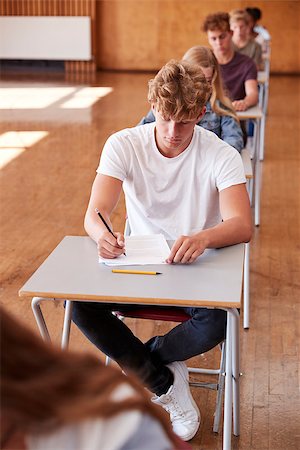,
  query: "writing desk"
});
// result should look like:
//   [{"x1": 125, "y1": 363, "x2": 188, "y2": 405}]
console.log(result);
[
  {"x1": 19, "y1": 235, "x2": 245, "y2": 450},
  {"x1": 237, "y1": 105, "x2": 263, "y2": 226}
]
